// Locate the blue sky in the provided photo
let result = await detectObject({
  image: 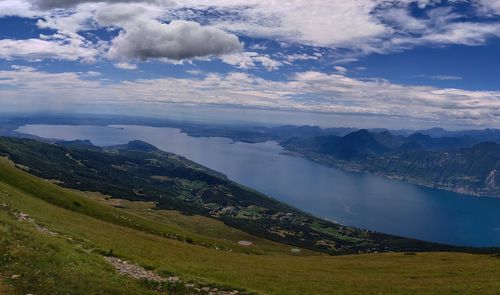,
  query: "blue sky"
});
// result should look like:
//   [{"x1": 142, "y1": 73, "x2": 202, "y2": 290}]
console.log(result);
[{"x1": 0, "y1": 0, "x2": 499, "y2": 129}]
